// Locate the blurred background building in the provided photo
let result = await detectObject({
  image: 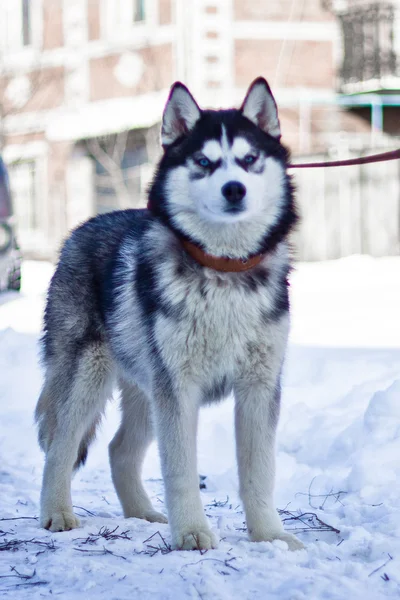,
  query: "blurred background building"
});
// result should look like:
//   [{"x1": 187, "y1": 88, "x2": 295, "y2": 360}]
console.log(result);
[{"x1": 0, "y1": 0, "x2": 399, "y2": 260}]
